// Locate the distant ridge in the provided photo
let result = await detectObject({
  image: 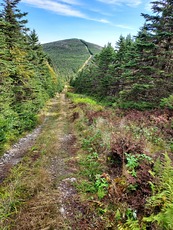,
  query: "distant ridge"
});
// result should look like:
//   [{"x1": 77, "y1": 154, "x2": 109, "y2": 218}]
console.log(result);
[{"x1": 42, "y1": 38, "x2": 102, "y2": 78}]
